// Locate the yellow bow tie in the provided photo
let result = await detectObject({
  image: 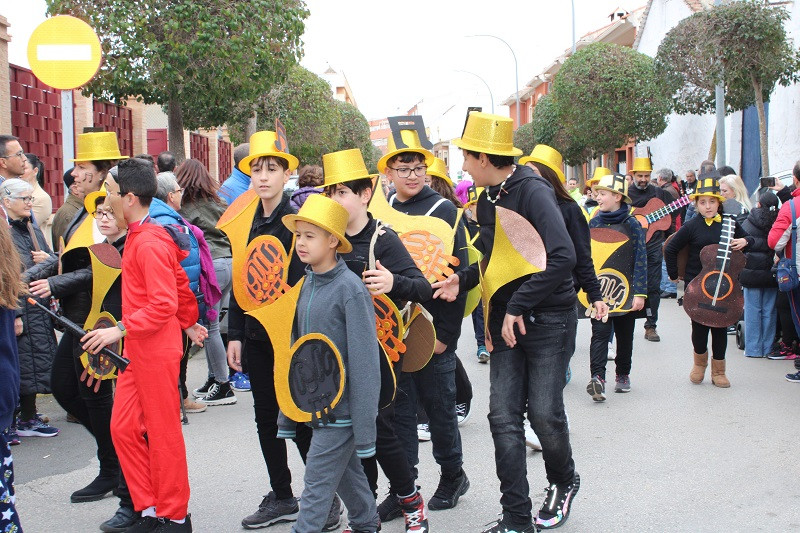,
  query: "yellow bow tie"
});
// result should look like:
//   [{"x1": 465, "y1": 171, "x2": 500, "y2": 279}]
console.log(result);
[{"x1": 704, "y1": 214, "x2": 722, "y2": 226}]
